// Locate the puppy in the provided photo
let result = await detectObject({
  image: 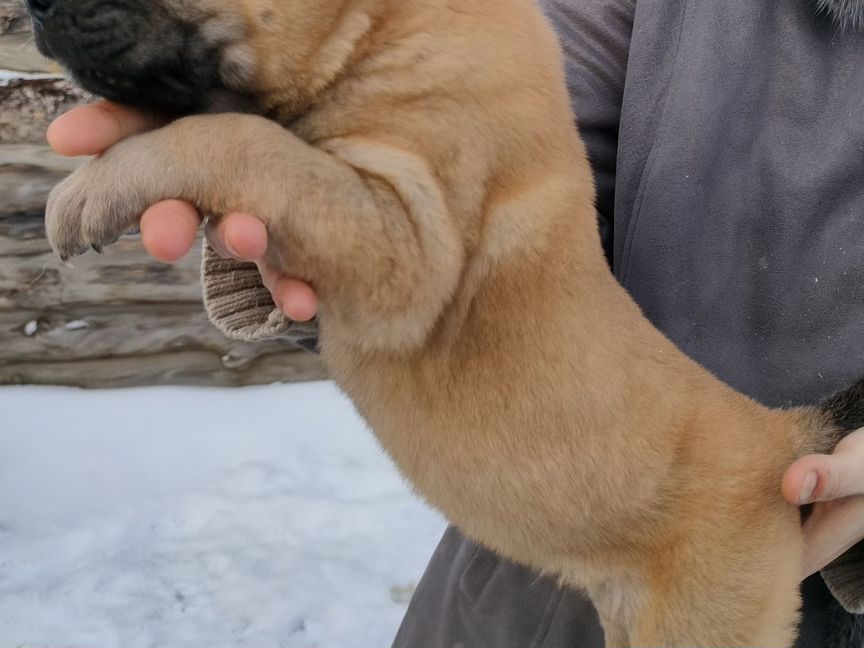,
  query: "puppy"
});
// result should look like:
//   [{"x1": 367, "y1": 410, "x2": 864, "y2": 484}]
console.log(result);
[
  {"x1": 26, "y1": 0, "x2": 864, "y2": 644},
  {"x1": 819, "y1": 0, "x2": 864, "y2": 30}
]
